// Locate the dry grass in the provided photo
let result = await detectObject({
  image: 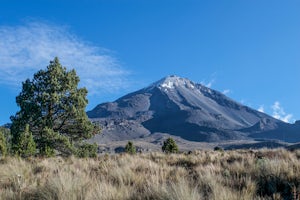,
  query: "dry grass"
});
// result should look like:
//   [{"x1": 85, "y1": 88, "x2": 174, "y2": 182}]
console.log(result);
[{"x1": 0, "y1": 148, "x2": 300, "y2": 200}]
